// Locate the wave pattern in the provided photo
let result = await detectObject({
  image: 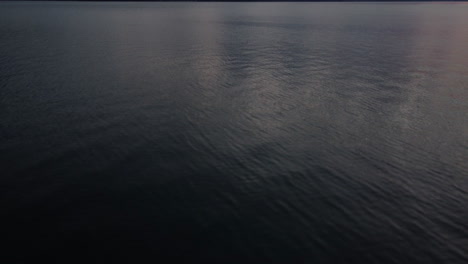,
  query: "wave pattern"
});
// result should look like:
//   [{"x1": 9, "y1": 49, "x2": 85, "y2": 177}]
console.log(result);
[{"x1": 1, "y1": 2, "x2": 467, "y2": 263}]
